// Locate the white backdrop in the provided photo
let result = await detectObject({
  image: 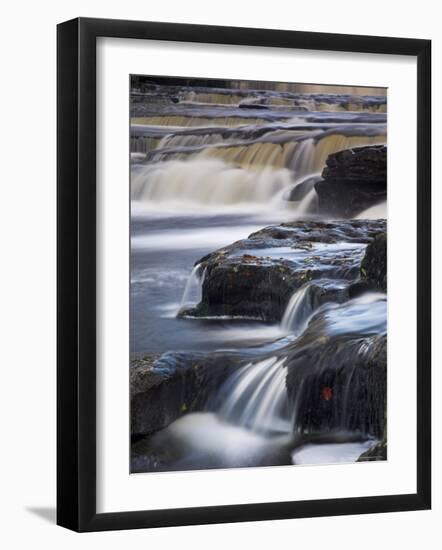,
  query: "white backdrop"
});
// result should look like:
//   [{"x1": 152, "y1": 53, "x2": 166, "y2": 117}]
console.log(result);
[{"x1": 0, "y1": 0, "x2": 439, "y2": 548}]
